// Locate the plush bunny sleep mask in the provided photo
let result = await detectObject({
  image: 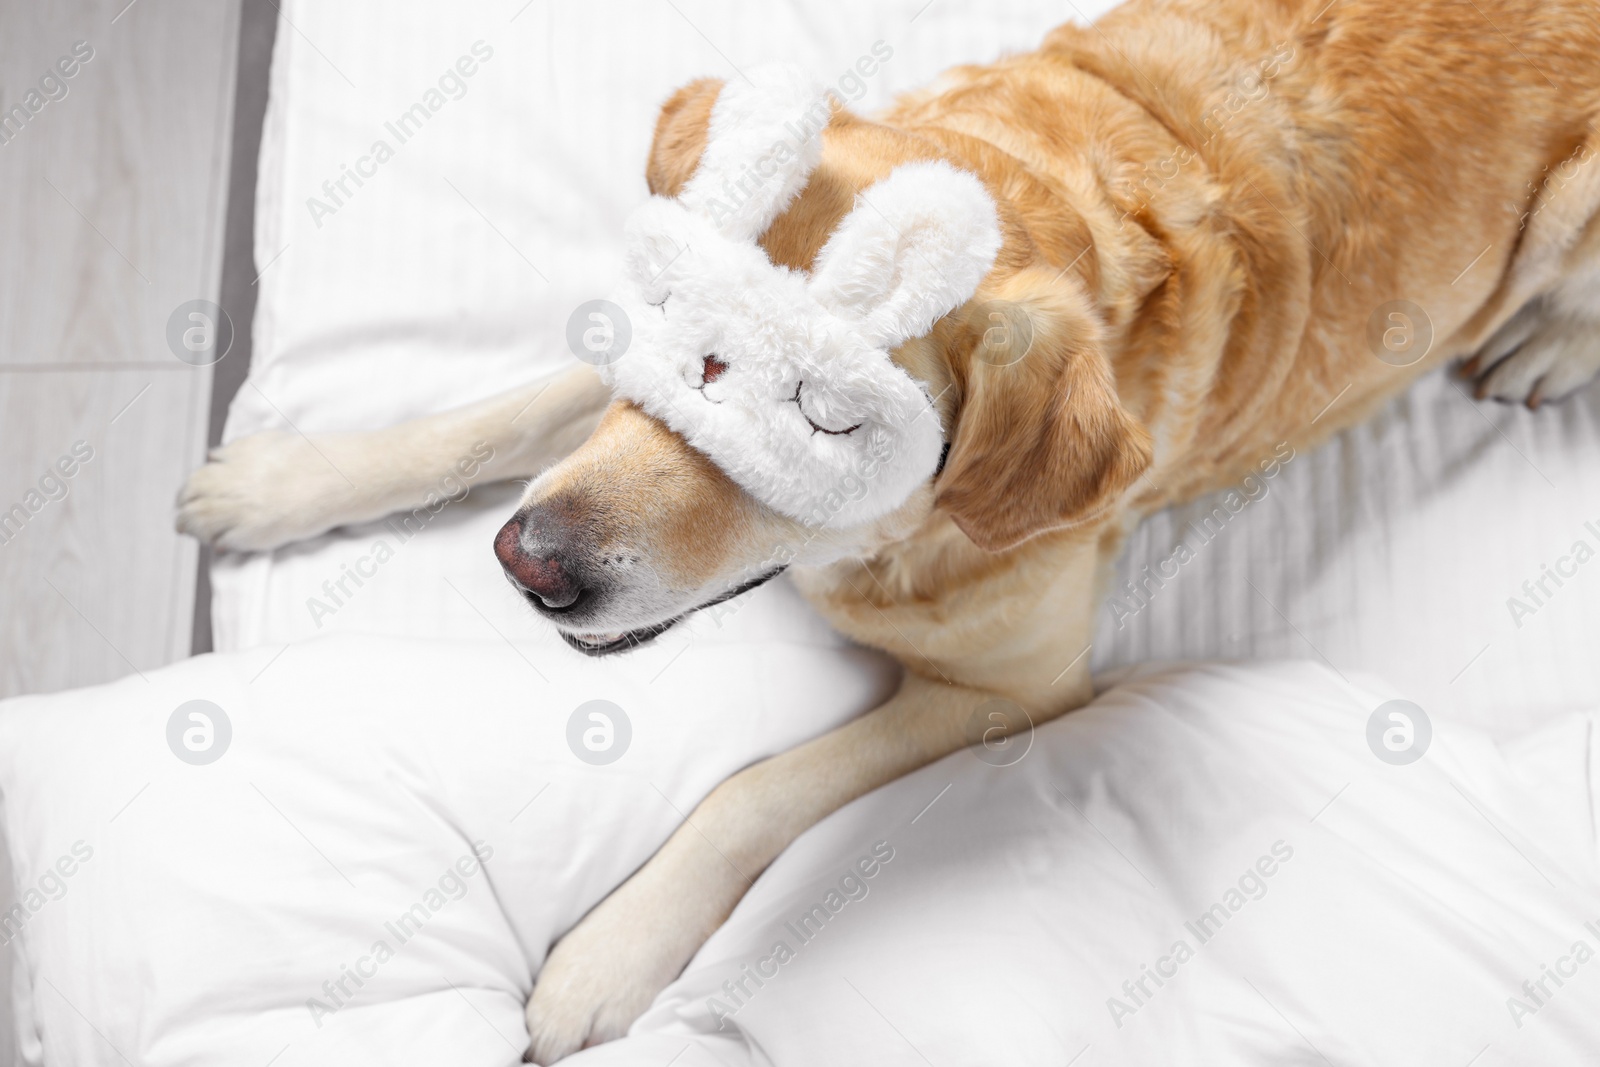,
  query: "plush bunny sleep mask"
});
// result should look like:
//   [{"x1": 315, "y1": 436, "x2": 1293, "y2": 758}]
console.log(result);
[{"x1": 598, "y1": 64, "x2": 1003, "y2": 529}]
